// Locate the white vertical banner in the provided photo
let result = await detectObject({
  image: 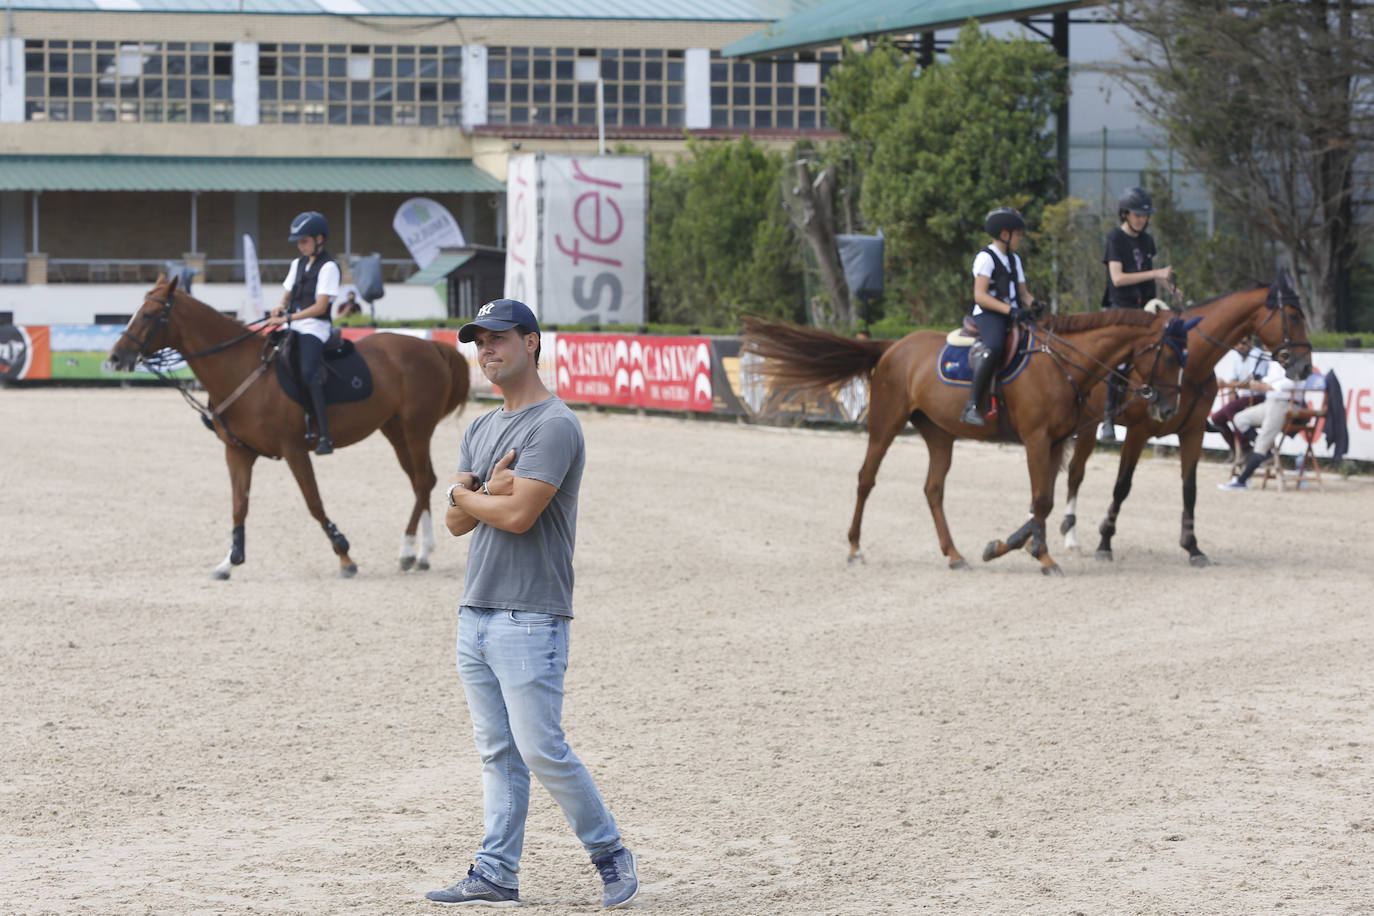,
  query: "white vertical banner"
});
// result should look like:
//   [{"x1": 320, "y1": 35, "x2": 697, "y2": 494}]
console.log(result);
[
  {"x1": 393, "y1": 197, "x2": 465, "y2": 269},
  {"x1": 503, "y1": 153, "x2": 541, "y2": 316},
  {"x1": 538, "y1": 154, "x2": 646, "y2": 326},
  {"x1": 241, "y1": 233, "x2": 262, "y2": 321}
]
